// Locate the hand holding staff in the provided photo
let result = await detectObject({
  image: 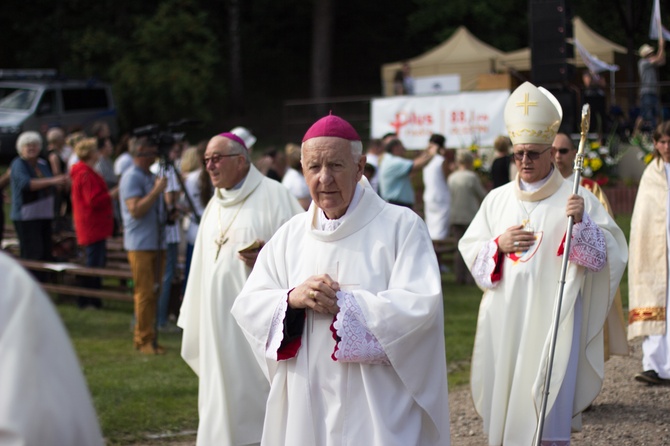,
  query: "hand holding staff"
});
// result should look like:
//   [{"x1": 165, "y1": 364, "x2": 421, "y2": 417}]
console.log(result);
[{"x1": 534, "y1": 104, "x2": 590, "y2": 446}]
